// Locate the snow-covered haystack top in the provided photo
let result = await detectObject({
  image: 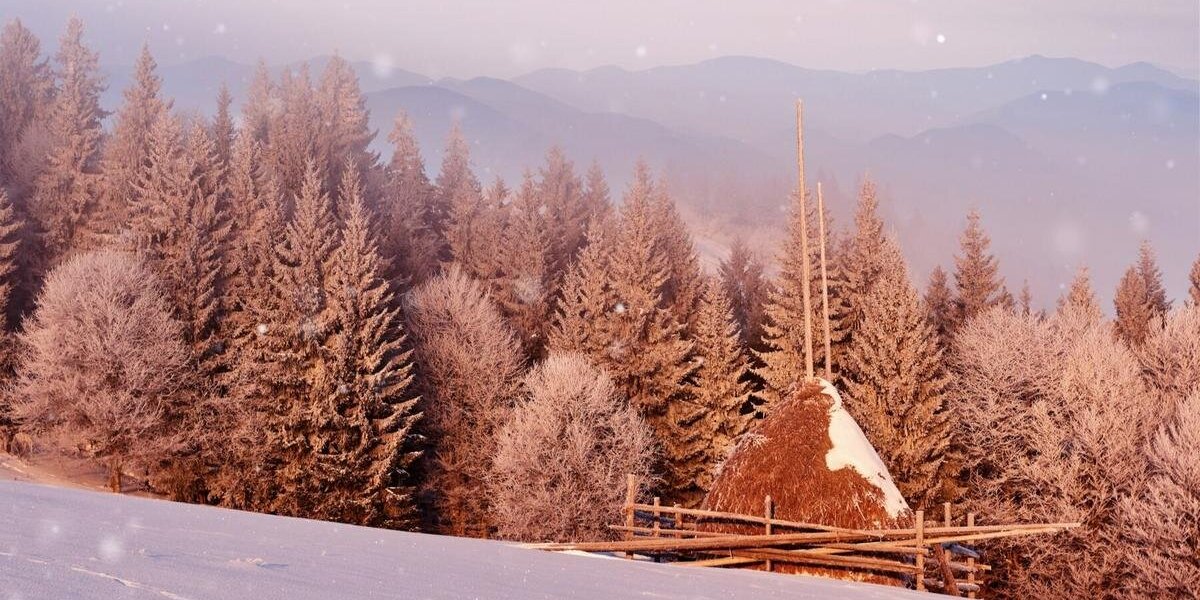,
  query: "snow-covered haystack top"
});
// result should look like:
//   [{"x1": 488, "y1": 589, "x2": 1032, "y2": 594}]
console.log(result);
[
  {"x1": 819, "y1": 379, "x2": 909, "y2": 518},
  {"x1": 703, "y1": 378, "x2": 910, "y2": 531}
]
